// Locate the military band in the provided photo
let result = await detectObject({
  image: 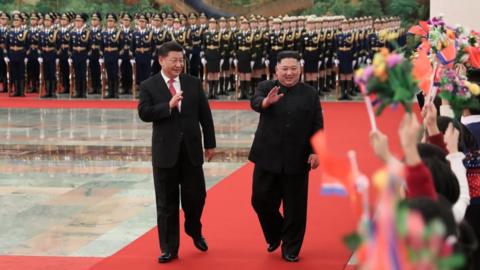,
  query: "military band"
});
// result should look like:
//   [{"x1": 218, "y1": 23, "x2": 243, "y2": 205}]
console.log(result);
[{"x1": 0, "y1": 10, "x2": 405, "y2": 100}]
